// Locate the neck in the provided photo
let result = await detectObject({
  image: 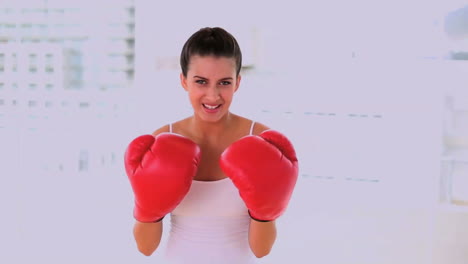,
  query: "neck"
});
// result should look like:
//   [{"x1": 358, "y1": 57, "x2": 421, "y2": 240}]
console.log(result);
[{"x1": 190, "y1": 112, "x2": 236, "y2": 142}]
